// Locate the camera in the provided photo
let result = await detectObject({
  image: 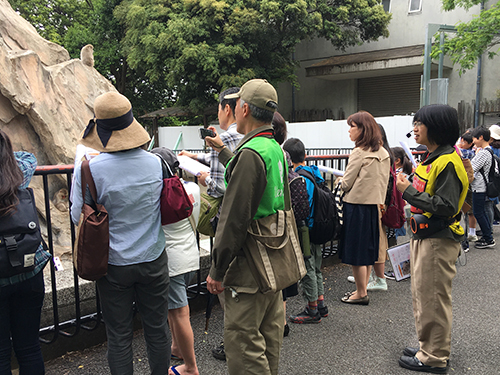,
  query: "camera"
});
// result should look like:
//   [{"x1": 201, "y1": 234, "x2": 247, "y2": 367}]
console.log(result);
[{"x1": 199, "y1": 128, "x2": 215, "y2": 139}]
